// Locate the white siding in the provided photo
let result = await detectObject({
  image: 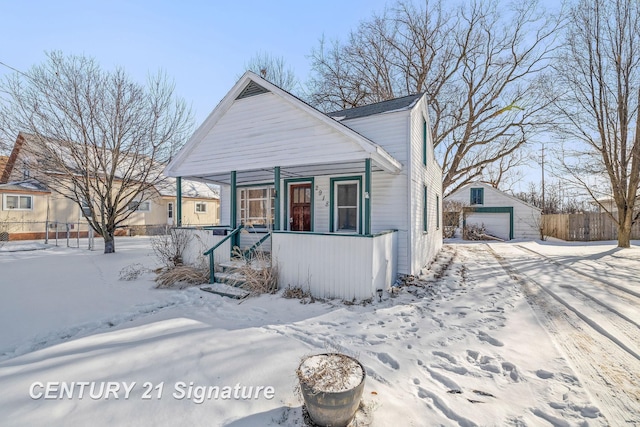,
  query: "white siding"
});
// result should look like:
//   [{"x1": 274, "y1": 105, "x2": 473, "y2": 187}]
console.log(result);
[
  {"x1": 219, "y1": 184, "x2": 231, "y2": 226},
  {"x1": 407, "y1": 97, "x2": 443, "y2": 275},
  {"x1": 176, "y1": 93, "x2": 368, "y2": 176},
  {"x1": 445, "y1": 183, "x2": 541, "y2": 239},
  {"x1": 339, "y1": 112, "x2": 409, "y2": 162},
  {"x1": 181, "y1": 230, "x2": 230, "y2": 267},
  {"x1": 273, "y1": 231, "x2": 397, "y2": 300},
  {"x1": 341, "y1": 111, "x2": 411, "y2": 273}
]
